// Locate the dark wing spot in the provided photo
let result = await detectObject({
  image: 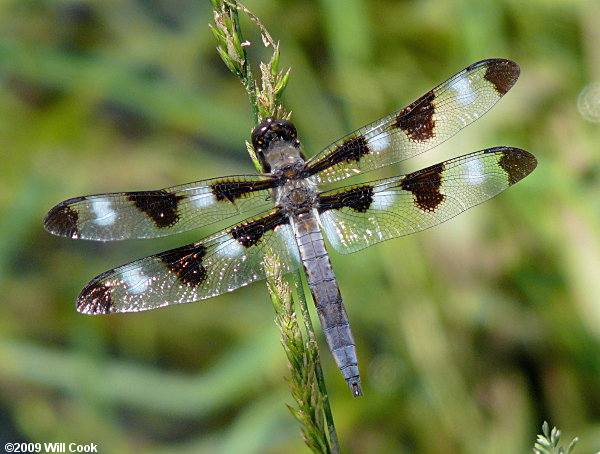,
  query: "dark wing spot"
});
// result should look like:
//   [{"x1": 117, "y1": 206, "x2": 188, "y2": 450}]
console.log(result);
[
  {"x1": 44, "y1": 198, "x2": 82, "y2": 238},
  {"x1": 128, "y1": 190, "x2": 184, "y2": 228},
  {"x1": 483, "y1": 59, "x2": 520, "y2": 96},
  {"x1": 496, "y1": 148, "x2": 538, "y2": 186},
  {"x1": 77, "y1": 270, "x2": 115, "y2": 314},
  {"x1": 306, "y1": 135, "x2": 371, "y2": 176},
  {"x1": 399, "y1": 162, "x2": 445, "y2": 212},
  {"x1": 210, "y1": 178, "x2": 278, "y2": 203},
  {"x1": 394, "y1": 90, "x2": 436, "y2": 142},
  {"x1": 318, "y1": 186, "x2": 374, "y2": 214},
  {"x1": 158, "y1": 244, "x2": 208, "y2": 287},
  {"x1": 230, "y1": 210, "x2": 288, "y2": 248}
]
